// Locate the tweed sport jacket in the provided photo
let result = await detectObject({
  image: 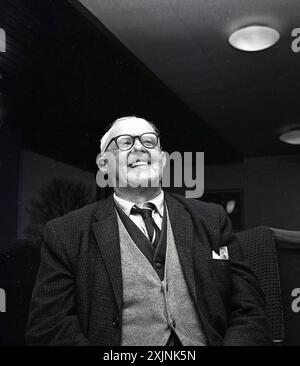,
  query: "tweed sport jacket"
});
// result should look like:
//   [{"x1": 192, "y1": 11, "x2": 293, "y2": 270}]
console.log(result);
[{"x1": 26, "y1": 193, "x2": 272, "y2": 346}]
